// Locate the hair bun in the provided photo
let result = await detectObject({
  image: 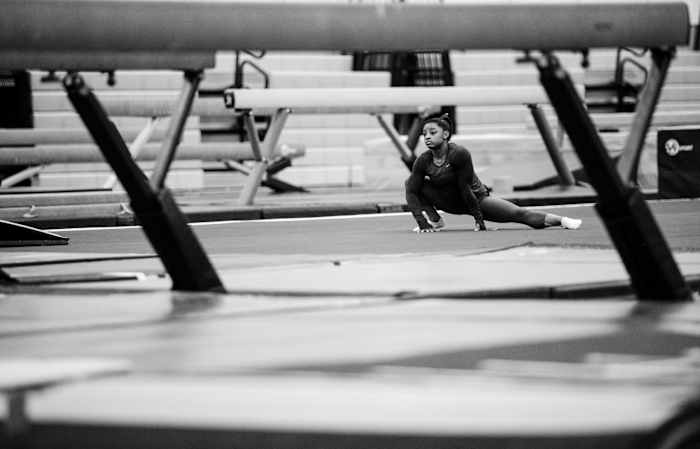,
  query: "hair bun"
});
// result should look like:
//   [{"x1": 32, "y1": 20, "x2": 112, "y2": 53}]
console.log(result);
[{"x1": 439, "y1": 113, "x2": 453, "y2": 133}]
